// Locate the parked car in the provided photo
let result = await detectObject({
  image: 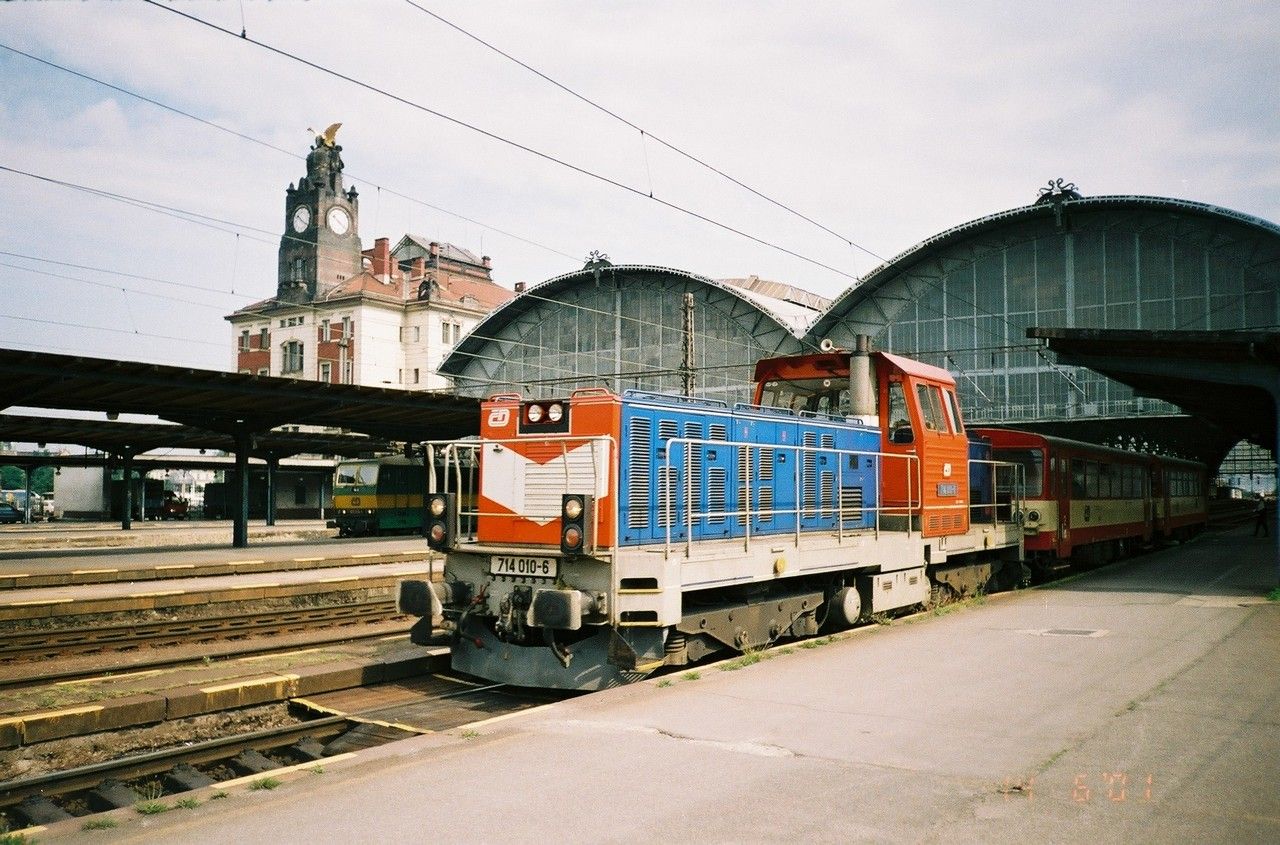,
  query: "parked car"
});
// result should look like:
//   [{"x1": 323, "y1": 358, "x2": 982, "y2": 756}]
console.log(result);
[{"x1": 0, "y1": 502, "x2": 24, "y2": 524}]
